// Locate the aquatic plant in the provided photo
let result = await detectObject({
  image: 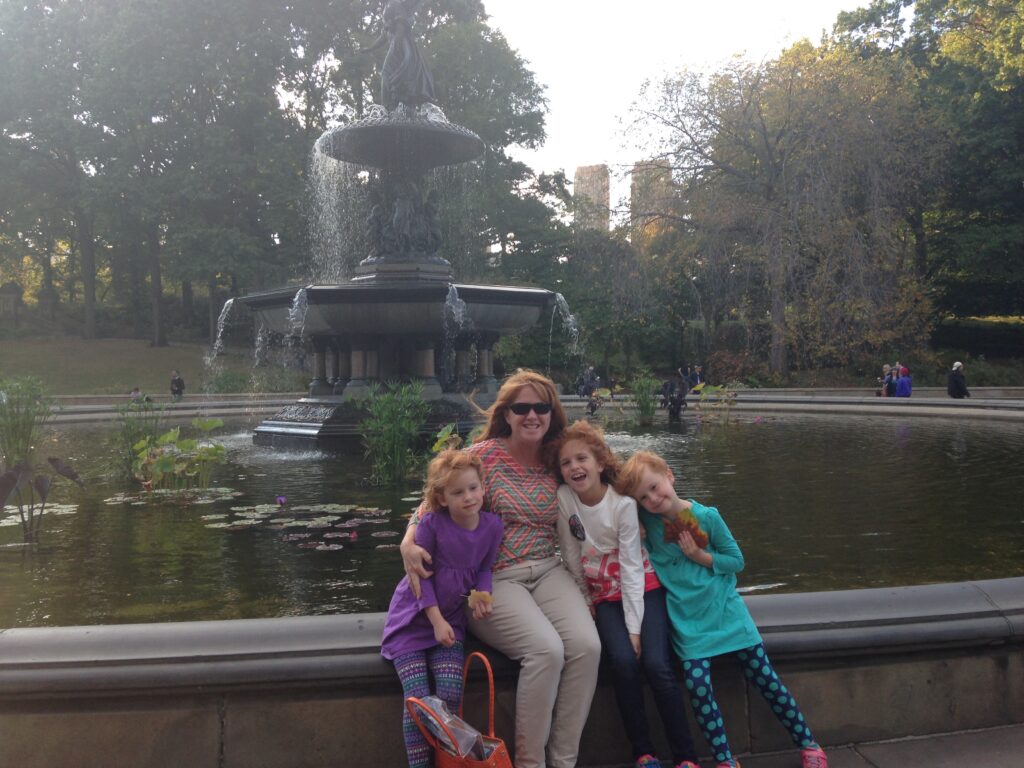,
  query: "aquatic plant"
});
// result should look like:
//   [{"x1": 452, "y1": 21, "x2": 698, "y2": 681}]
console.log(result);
[
  {"x1": 0, "y1": 457, "x2": 83, "y2": 543},
  {"x1": 112, "y1": 401, "x2": 165, "y2": 482},
  {"x1": 693, "y1": 383, "x2": 737, "y2": 423},
  {"x1": 133, "y1": 417, "x2": 227, "y2": 496},
  {"x1": 0, "y1": 377, "x2": 54, "y2": 470},
  {"x1": 360, "y1": 381, "x2": 430, "y2": 486},
  {"x1": 629, "y1": 369, "x2": 660, "y2": 426}
]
